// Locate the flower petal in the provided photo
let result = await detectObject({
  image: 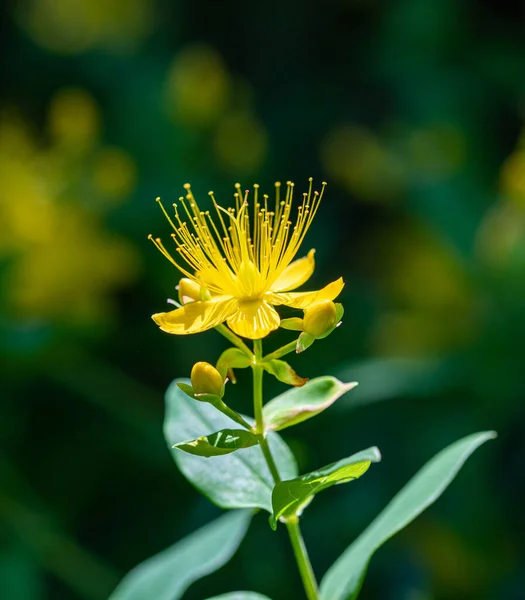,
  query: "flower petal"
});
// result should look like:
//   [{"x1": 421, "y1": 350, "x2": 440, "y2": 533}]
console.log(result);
[
  {"x1": 152, "y1": 297, "x2": 237, "y2": 335},
  {"x1": 271, "y1": 249, "x2": 316, "y2": 292},
  {"x1": 270, "y1": 277, "x2": 344, "y2": 309},
  {"x1": 227, "y1": 300, "x2": 281, "y2": 339}
]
